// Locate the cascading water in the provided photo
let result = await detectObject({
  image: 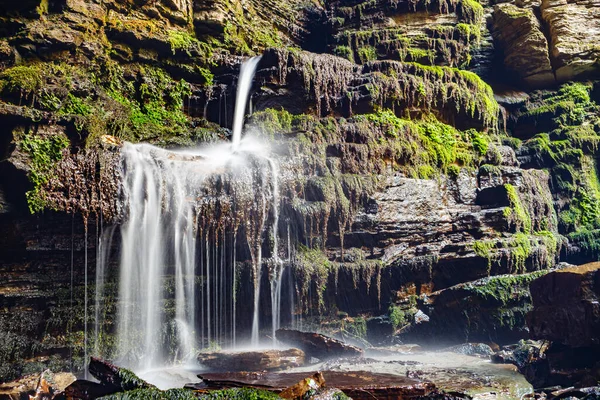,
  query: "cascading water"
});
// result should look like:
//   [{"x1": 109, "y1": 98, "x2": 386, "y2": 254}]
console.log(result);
[
  {"x1": 231, "y1": 56, "x2": 262, "y2": 150},
  {"x1": 94, "y1": 56, "x2": 293, "y2": 374}
]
